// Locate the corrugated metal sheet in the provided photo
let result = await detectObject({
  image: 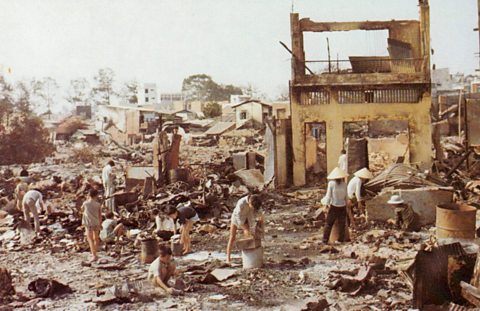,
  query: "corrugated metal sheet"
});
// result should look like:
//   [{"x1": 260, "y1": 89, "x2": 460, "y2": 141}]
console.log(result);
[
  {"x1": 365, "y1": 163, "x2": 442, "y2": 193},
  {"x1": 408, "y1": 243, "x2": 472, "y2": 308},
  {"x1": 204, "y1": 122, "x2": 235, "y2": 136}
]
